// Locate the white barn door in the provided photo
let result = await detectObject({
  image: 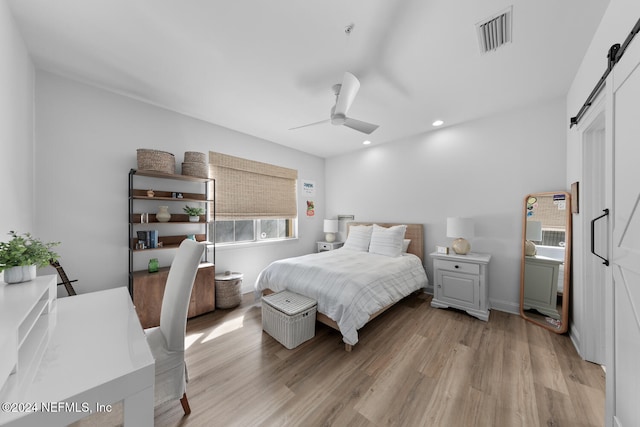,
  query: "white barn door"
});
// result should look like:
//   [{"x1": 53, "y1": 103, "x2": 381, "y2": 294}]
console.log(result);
[{"x1": 606, "y1": 37, "x2": 640, "y2": 427}]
